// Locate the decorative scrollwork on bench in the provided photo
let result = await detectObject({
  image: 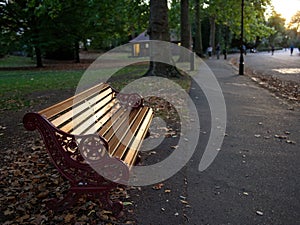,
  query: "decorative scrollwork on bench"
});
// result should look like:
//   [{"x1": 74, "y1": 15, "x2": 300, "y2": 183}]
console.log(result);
[
  {"x1": 23, "y1": 112, "x2": 122, "y2": 187},
  {"x1": 116, "y1": 92, "x2": 143, "y2": 108},
  {"x1": 78, "y1": 134, "x2": 129, "y2": 183},
  {"x1": 79, "y1": 134, "x2": 109, "y2": 162}
]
